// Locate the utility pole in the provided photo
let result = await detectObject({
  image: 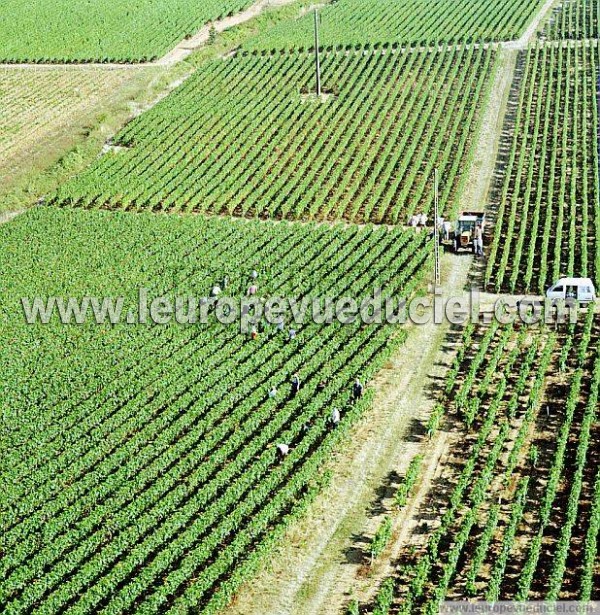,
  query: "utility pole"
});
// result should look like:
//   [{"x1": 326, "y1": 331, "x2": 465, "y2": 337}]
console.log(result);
[
  {"x1": 433, "y1": 168, "x2": 441, "y2": 287},
  {"x1": 314, "y1": 9, "x2": 321, "y2": 97}
]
